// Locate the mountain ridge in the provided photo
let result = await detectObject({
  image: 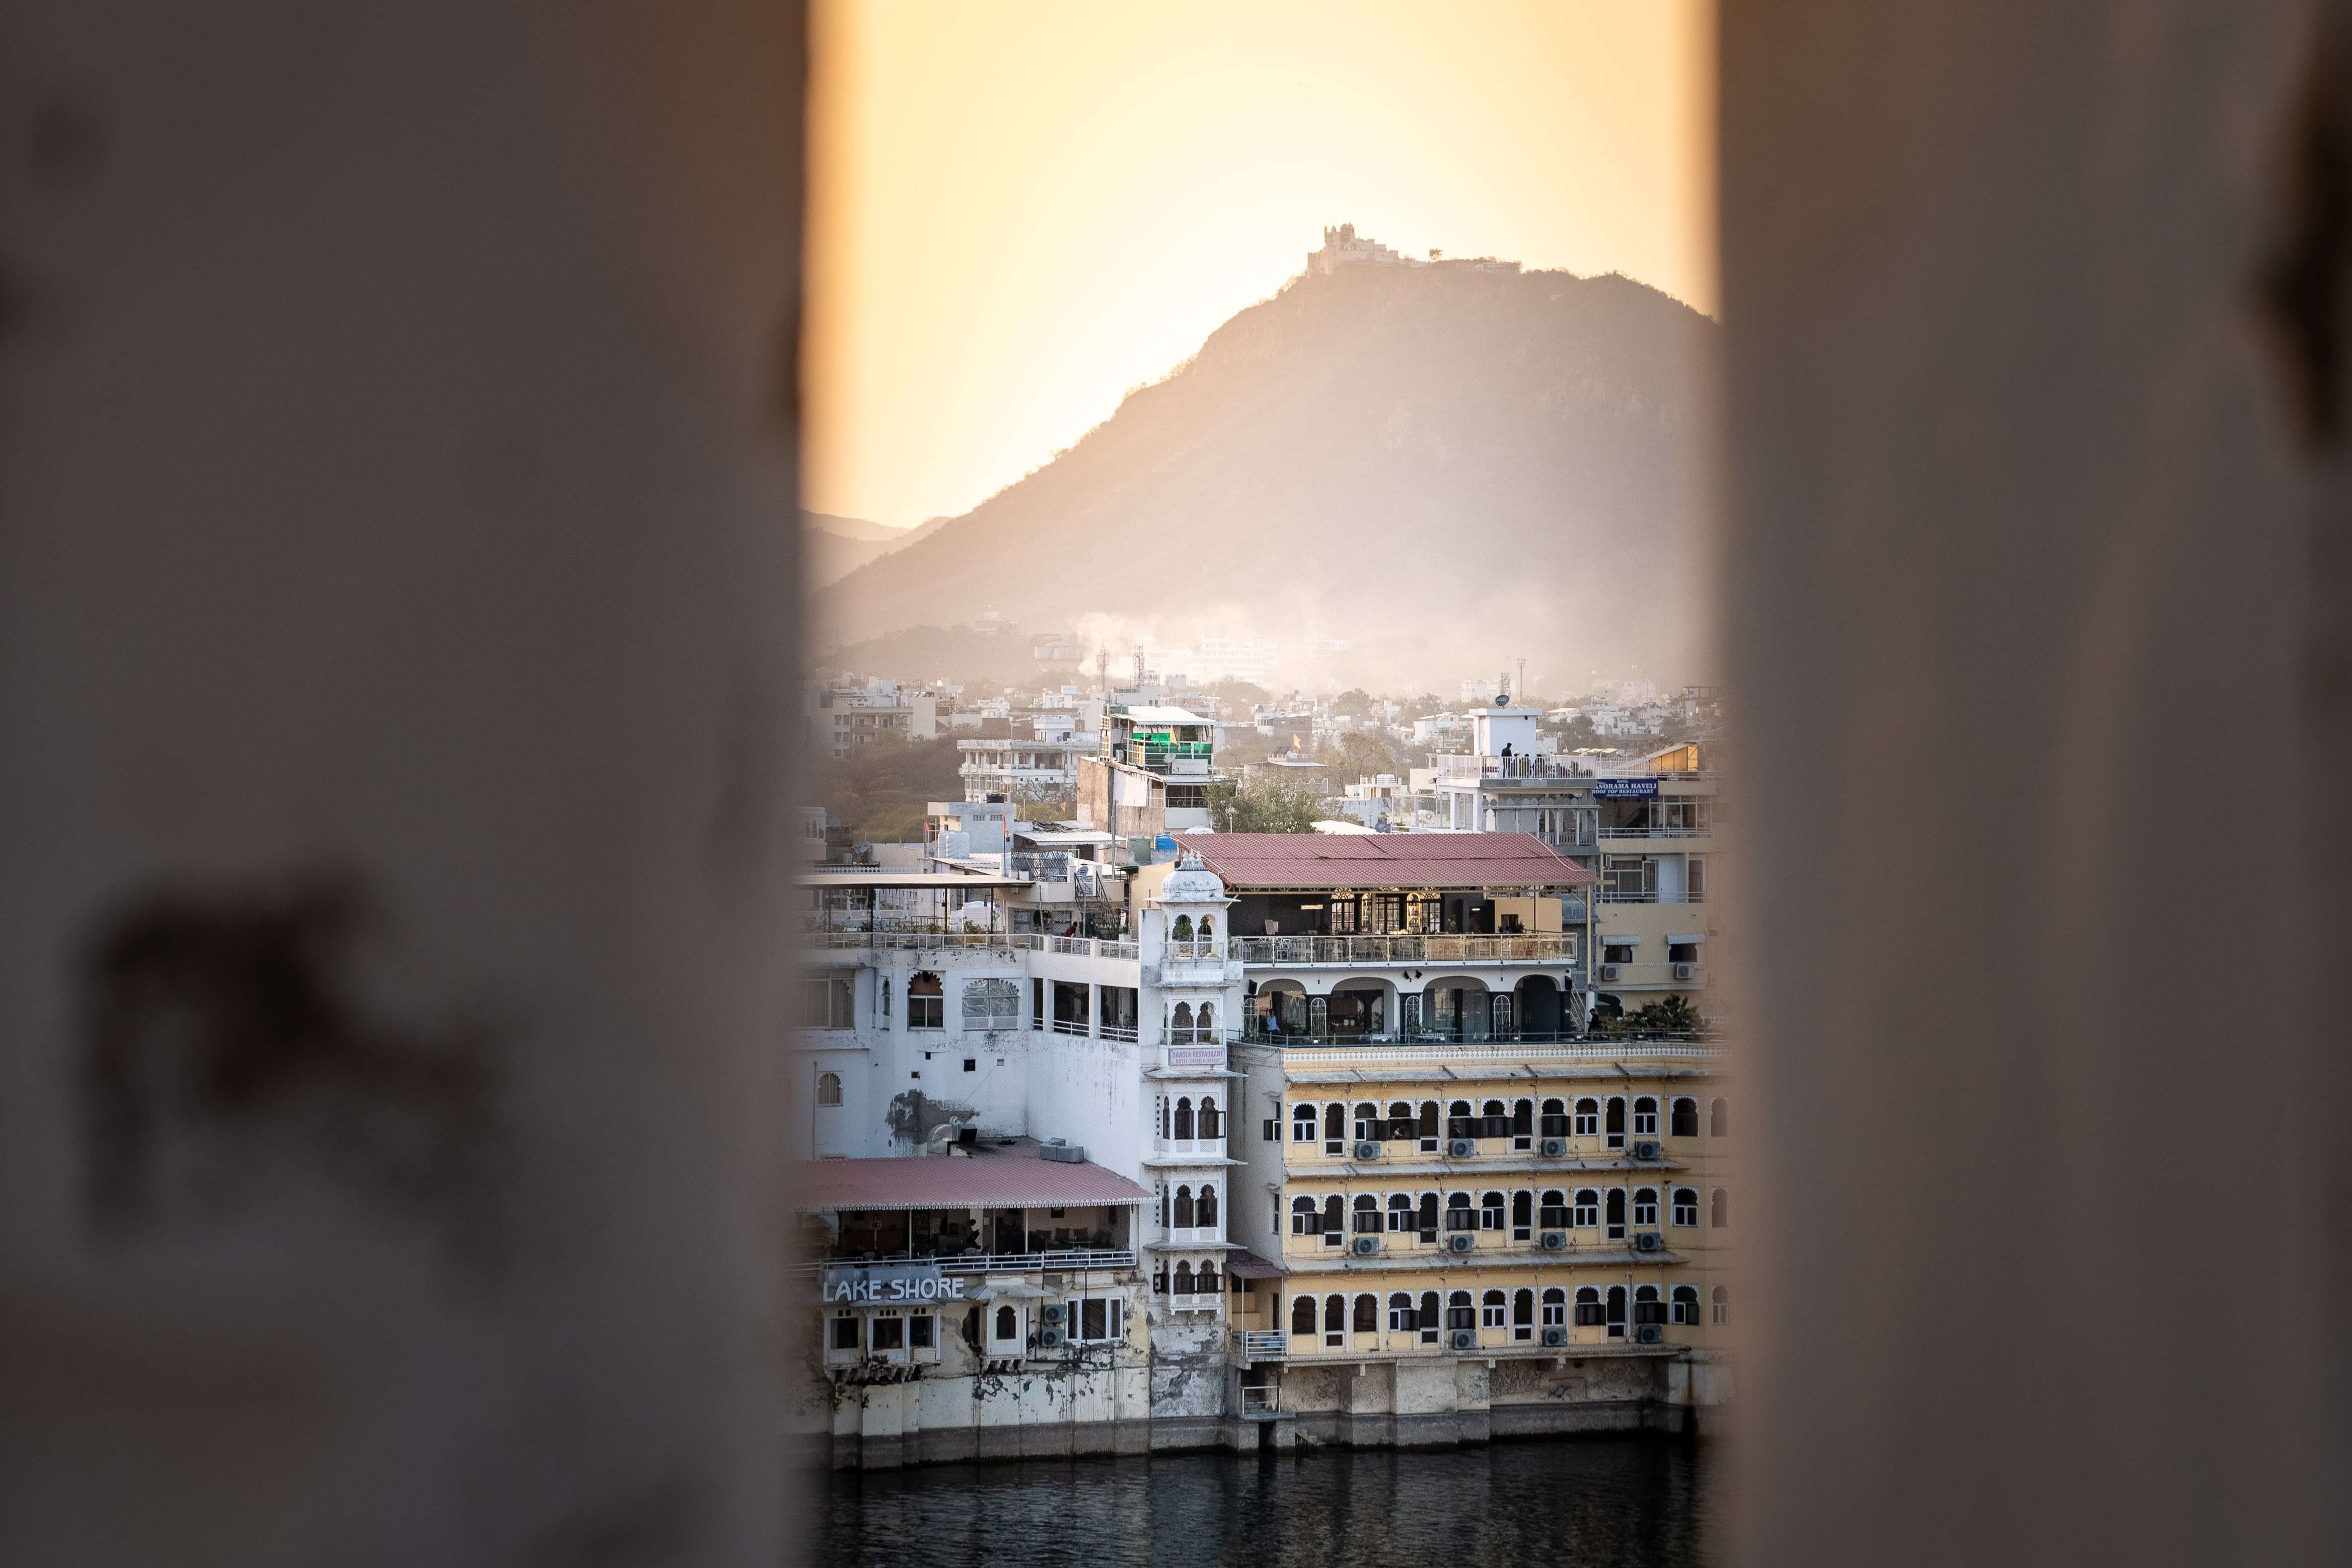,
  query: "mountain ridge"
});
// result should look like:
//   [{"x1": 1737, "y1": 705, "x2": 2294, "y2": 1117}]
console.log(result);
[{"x1": 813, "y1": 263, "x2": 1716, "y2": 686}]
